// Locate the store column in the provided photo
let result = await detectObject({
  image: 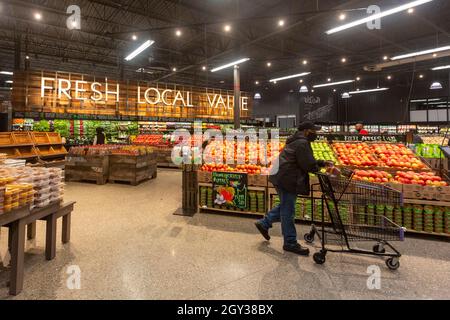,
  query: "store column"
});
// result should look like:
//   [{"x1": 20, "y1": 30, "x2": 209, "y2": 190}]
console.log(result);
[{"x1": 234, "y1": 65, "x2": 241, "y2": 130}]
